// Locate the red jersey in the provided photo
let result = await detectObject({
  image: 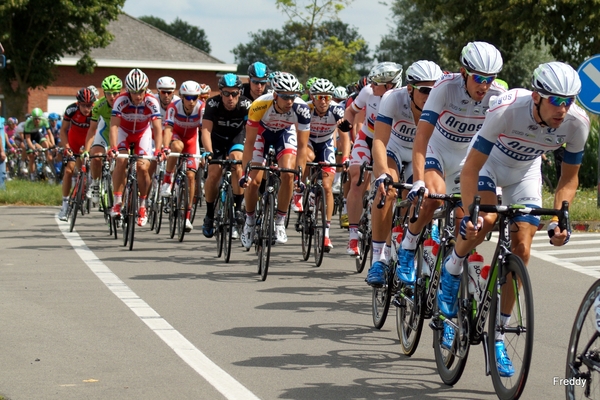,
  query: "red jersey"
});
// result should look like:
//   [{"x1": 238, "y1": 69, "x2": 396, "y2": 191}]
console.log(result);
[
  {"x1": 112, "y1": 93, "x2": 161, "y2": 136},
  {"x1": 164, "y1": 99, "x2": 202, "y2": 140},
  {"x1": 63, "y1": 102, "x2": 92, "y2": 153}
]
